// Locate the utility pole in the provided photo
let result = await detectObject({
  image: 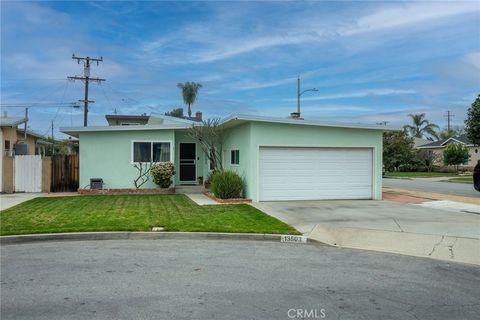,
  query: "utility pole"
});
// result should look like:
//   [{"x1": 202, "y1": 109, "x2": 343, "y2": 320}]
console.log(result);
[
  {"x1": 444, "y1": 111, "x2": 454, "y2": 131},
  {"x1": 51, "y1": 120, "x2": 55, "y2": 155},
  {"x1": 67, "y1": 54, "x2": 105, "y2": 126},
  {"x1": 24, "y1": 107, "x2": 28, "y2": 140}
]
